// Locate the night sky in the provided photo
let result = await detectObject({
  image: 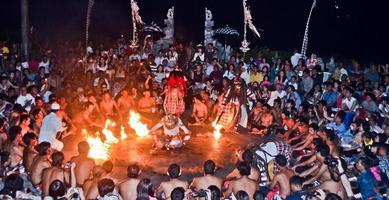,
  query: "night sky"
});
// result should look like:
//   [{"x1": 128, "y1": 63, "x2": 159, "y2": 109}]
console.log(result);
[{"x1": 1, "y1": 0, "x2": 389, "y2": 62}]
